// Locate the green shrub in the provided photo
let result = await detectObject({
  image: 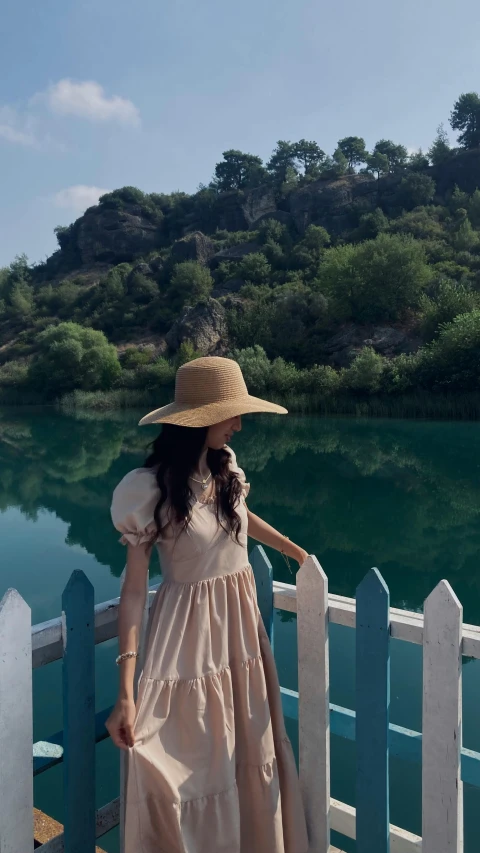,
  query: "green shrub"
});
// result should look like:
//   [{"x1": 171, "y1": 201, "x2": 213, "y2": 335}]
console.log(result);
[
  {"x1": 127, "y1": 272, "x2": 159, "y2": 304},
  {"x1": 299, "y1": 364, "x2": 341, "y2": 395},
  {"x1": 258, "y1": 219, "x2": 287, "y2": 245},
  {"x1": 389, "y1": 207, "x2": 445, "y2": 241},
  {"x1": 121, "y1": 347, "x2": 155, "y2": 369},
  {"x1": 343, "y1": 347, "x2": 387, "y2": 393},
  {"x1": 0, "y1": 360, "x2": 29, "y2": 387},
  {"x1": 237, "y1": 253, "x2": 272, "y2": 286},
  {"x1": 416, "y1": 310, "x2": 480, "y2": 390},
  {"x1": 130, "y1": 358, "x2": 176, "y2": 390},
  {"x1": 175, "y1": 341, "x2": 202, "y2": 366},
  {"x1": 231, "y1": 345, "x2": 271, "y2": 395},
  {"x1": 396, "y1": 174, "x2": 436, "y2": 210},
  {"x1": 28, "y1": 322, "x2": 121, "y2": 399},
  {"x1": 269, "y1": 358, "x2": 300, "y2": 393},
  {"x1": 383, "y1": 353, "x2": 418, "y2": 393},
  {"x1": 419, "y1": 280, "x2": 479, "y2": 340},
  {"x1": 318, "y1": 233, "x2": 432, "y2": 323},
  {"x1": 169, "y1": 262, "x2": 213, "y2": 310}
]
